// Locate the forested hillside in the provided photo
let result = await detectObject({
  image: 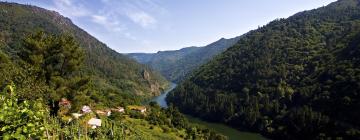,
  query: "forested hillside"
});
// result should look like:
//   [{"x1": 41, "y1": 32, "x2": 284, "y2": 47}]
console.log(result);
[
  {"x1": 0, "y1": 2, "x2": 169, "y2": 105},
  {"x1": 0, "y1": 2, "x2": 228, "y2": 139},
  {"x1": 128, "y1": 37, "x2": 241, "y2": 82},
  {"x1": 167, "y1": 0, "x2": 360, "y2": 139},
  {"x1": 0, "y1": 83, "x2": 225, "y2": 139}
]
